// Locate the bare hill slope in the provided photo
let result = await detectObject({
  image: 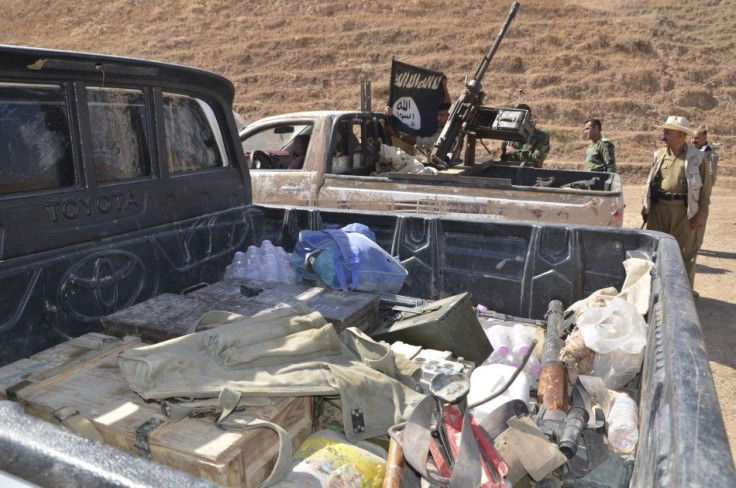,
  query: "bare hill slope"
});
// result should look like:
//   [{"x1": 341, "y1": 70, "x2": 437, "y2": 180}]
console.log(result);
[{"x1": 3, "y1": 0, "x2": 734, "y2": 181}]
